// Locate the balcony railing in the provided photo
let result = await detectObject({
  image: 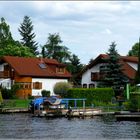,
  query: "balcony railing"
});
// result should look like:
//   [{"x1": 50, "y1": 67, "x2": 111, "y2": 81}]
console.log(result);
[
  {"x1": 91, "y1": 72, "x2": 106, "y2": 81},
  {"x1": 0, "y1": 71, "x2": 10, "y2": 78}
]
